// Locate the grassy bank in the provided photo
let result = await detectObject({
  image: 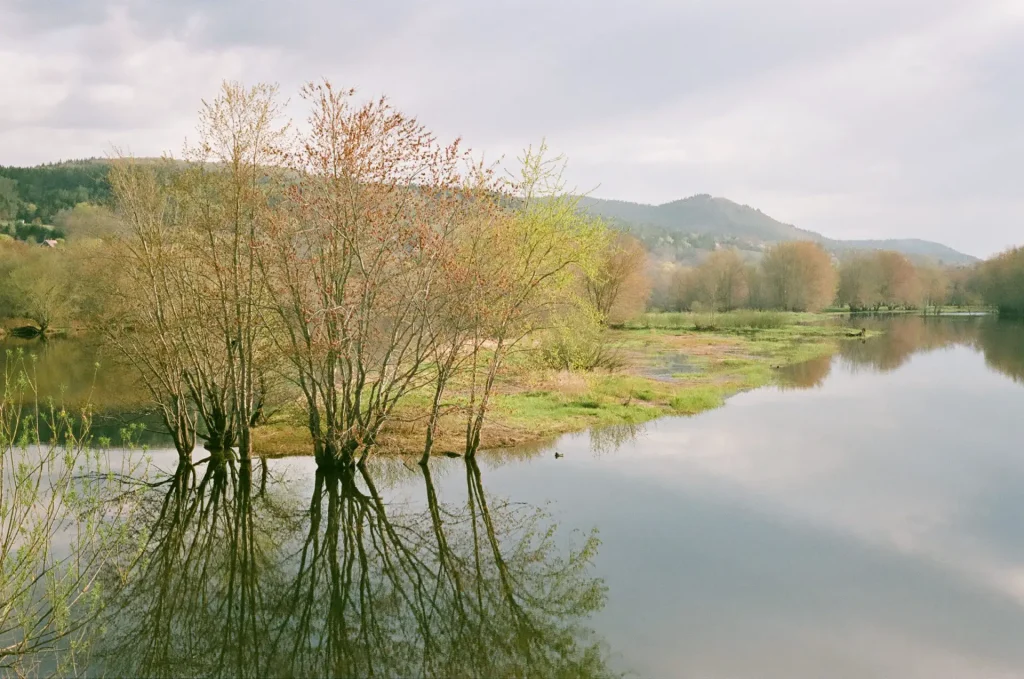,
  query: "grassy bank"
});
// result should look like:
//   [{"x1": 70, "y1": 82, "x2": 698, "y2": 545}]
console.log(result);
[{"x1": 253, "y1": 312, "x2": 871, "y2": 457}]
